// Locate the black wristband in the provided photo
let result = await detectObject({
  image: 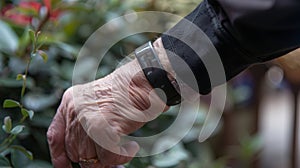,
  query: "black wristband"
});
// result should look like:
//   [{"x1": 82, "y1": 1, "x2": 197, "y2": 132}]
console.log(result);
[{"x1": 135, "y1": 42, "x2": 181, "y2": 106}]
